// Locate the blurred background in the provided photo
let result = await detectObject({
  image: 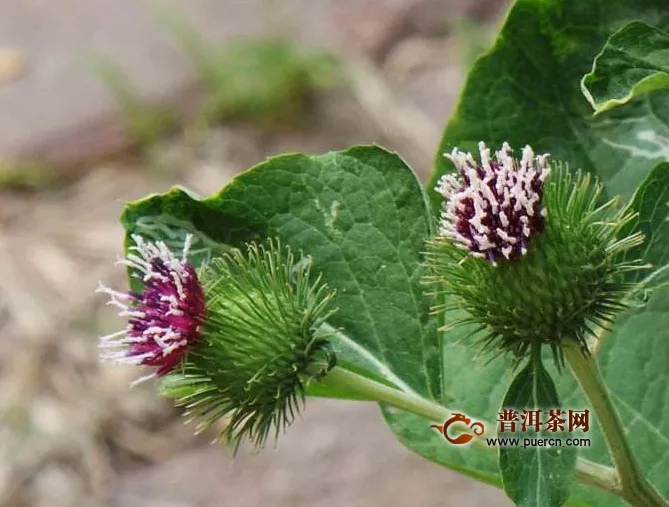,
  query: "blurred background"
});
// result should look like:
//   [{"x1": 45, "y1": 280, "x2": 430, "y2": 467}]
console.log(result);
[{"x1": 0, "y1": 1, "x2": 514, "y2": 505}]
